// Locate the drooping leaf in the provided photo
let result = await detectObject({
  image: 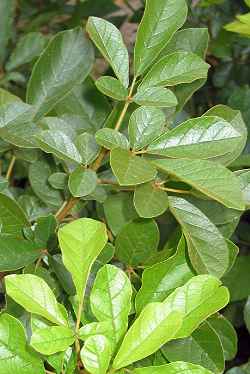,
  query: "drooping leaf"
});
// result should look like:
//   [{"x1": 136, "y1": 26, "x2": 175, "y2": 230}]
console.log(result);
[
  {"x1": 58, "y1": 218, "x2": 108, "y2": 301},
  {"x1": 96, "y1": 76, "x2": 128, "y2": 101},
  {"x1": 110, "y1": 148, "x2": 157, "y2": 186},
  {"x1": 133, "y1": 362, "x2": 213, "y2": 374},
  {"x1": 31, "y1": 326, "x2": 75, "y2": 355},
  {"x1": 96, "y1": 128, "x2": 129, "y2": 150},
  {"x1": 134, "y1": 0, "x2": 188, "y2": 76},
  {"x1": 0, "y1": 193, "x2": 29, "y2": 236},
  {"x1": 133, "y1": 87, "x2": 178, "y2": 108},
  {"x1": 68, "y1": 168, "x2": 97, "y2": 197},
  {"x1": 154, "y1": 159, "x2": 245, "y2": 210},
  {"x1": 86, "y1": 17, "x2": 129, "y2": 87},
  {"x1": 27, "y1": 27, "x2": 94, "y2": 120},
  {"x1": 75, "y1": 132, "x2": 100, "y2": 166},
  {"x1": 80, "y1": 335, "x2": 111, "y2": 374},
  {"x1": 5, "y1": 274, "x2": 67, "y2": 326}
]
